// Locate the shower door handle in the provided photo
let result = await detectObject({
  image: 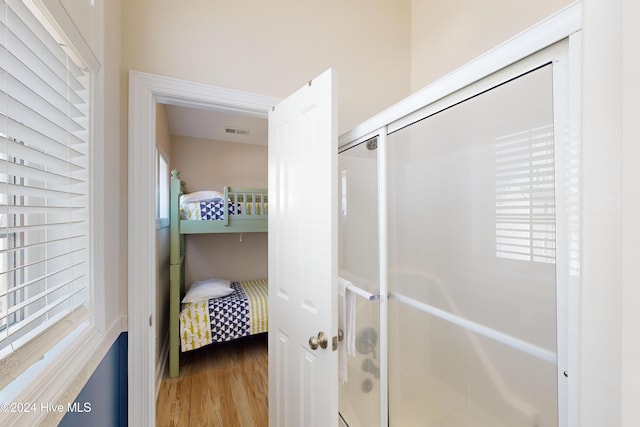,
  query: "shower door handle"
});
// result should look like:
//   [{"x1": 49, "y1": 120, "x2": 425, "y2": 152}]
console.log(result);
[{"x1": 308, "y1": 331, "x2": 328, "y2": 350}]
